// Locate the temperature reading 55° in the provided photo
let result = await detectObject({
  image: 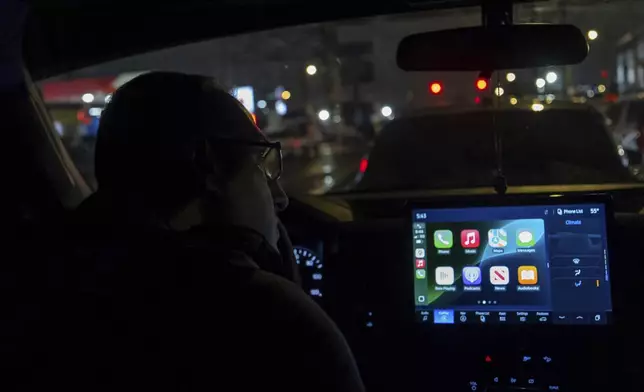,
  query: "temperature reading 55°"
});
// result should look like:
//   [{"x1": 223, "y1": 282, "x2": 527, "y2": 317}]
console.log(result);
[{"x1": 590, "y1": 208, "x2": 600, "y2": 214}]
